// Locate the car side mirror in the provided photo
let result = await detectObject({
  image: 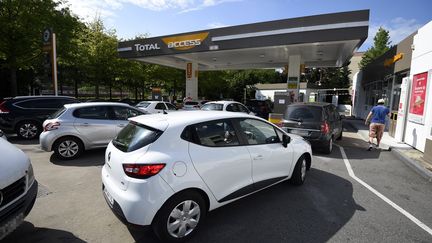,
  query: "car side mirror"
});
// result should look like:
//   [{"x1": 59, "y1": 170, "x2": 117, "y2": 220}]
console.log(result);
[{"x1": 282, "y1": 134, "x2": 291, "y2": 147}]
